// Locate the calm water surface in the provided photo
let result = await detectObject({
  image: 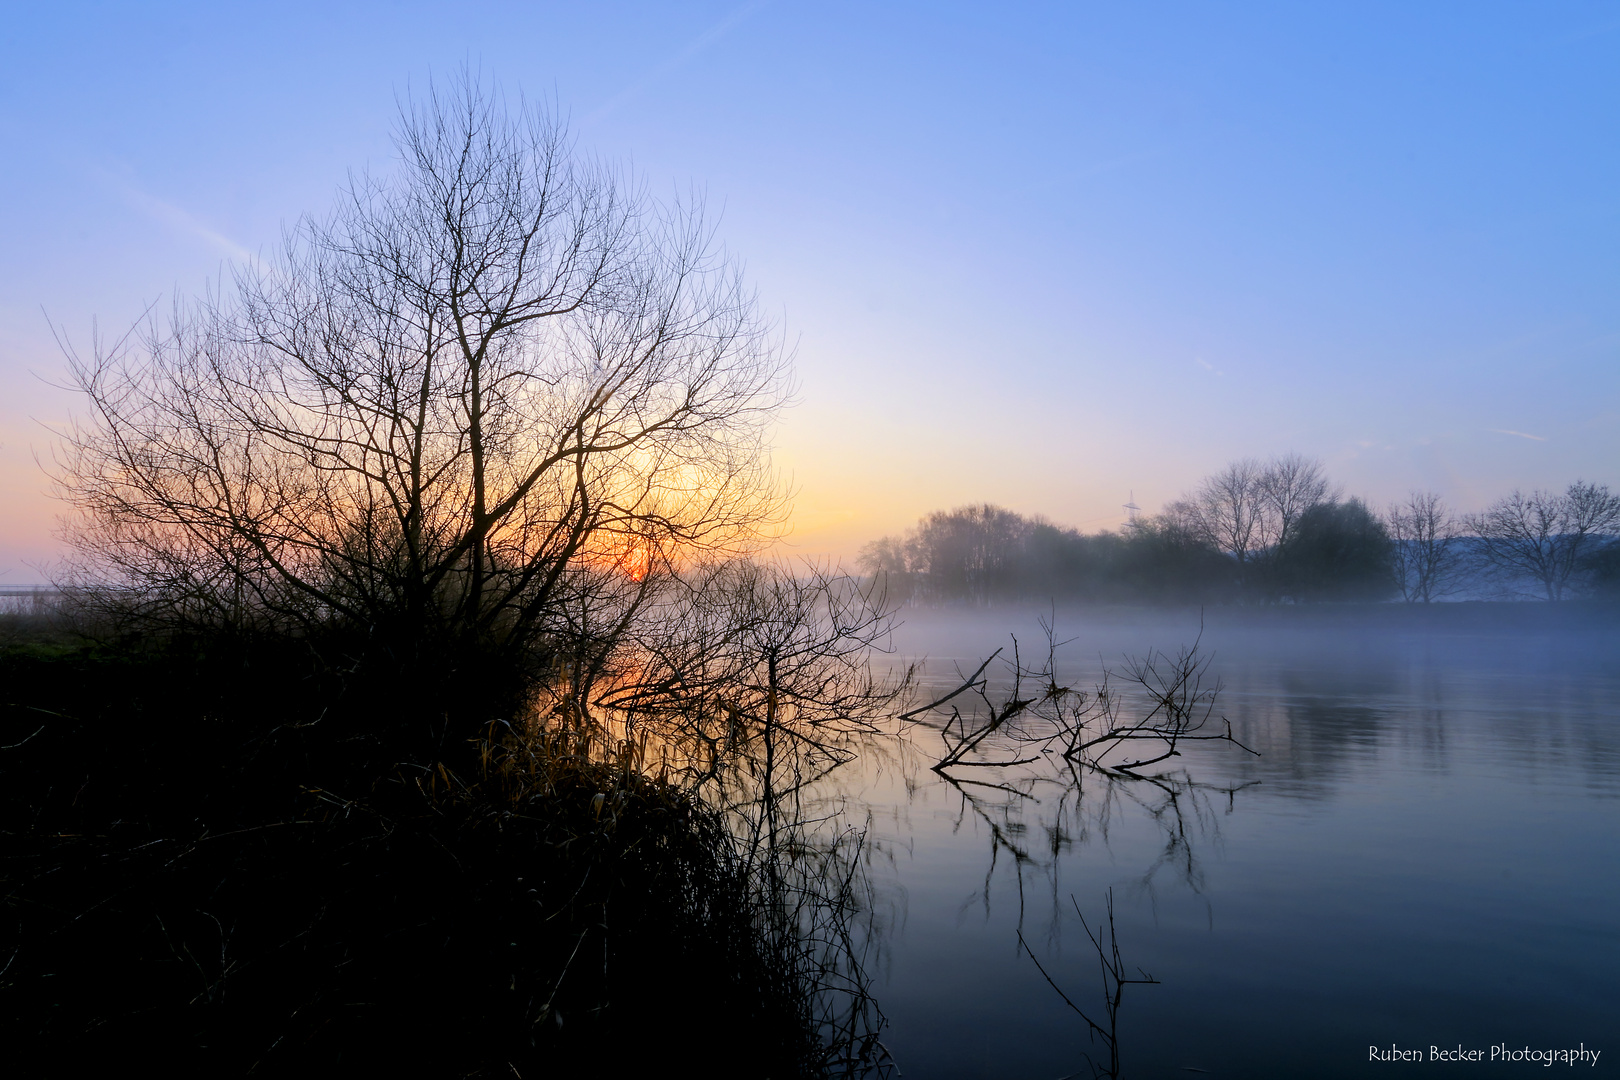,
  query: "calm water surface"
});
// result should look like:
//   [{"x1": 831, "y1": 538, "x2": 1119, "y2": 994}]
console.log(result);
[{"x1": 832, "y1": 604, "x2": 1619, "y2": 1079}]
